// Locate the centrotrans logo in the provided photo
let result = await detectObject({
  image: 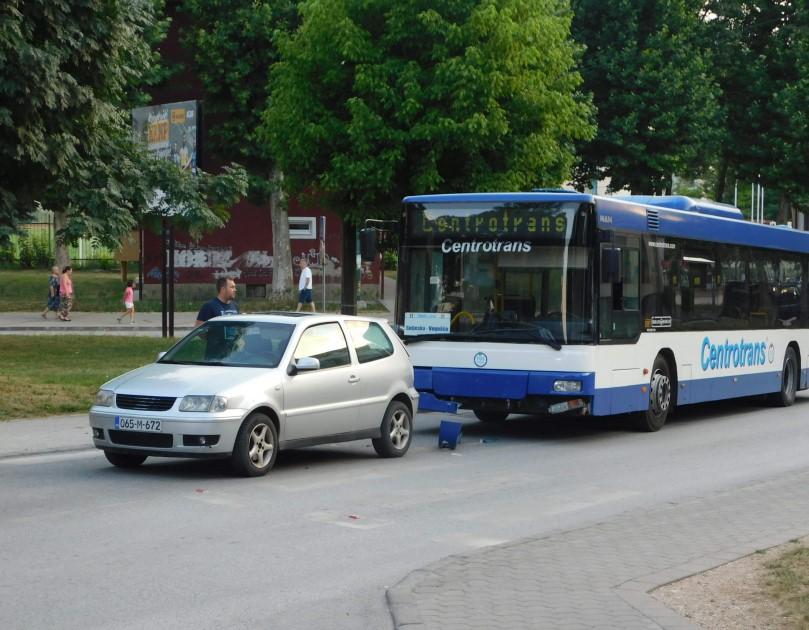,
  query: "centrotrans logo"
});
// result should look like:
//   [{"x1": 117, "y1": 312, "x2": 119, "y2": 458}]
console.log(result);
[{"x1": 700, "y1": 336, "x2": 772, "y2": 371}]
